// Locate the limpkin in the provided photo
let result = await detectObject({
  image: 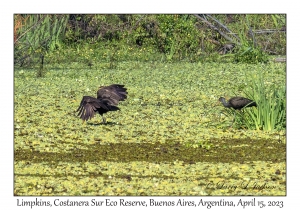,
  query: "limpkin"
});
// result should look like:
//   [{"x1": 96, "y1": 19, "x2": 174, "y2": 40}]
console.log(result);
[
  {"x1": 219, "y1": 96, "x2": 257, "y2": 126},
  {"x1": 77, "y1": 84, "x2": 128, "y2": 124}
]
